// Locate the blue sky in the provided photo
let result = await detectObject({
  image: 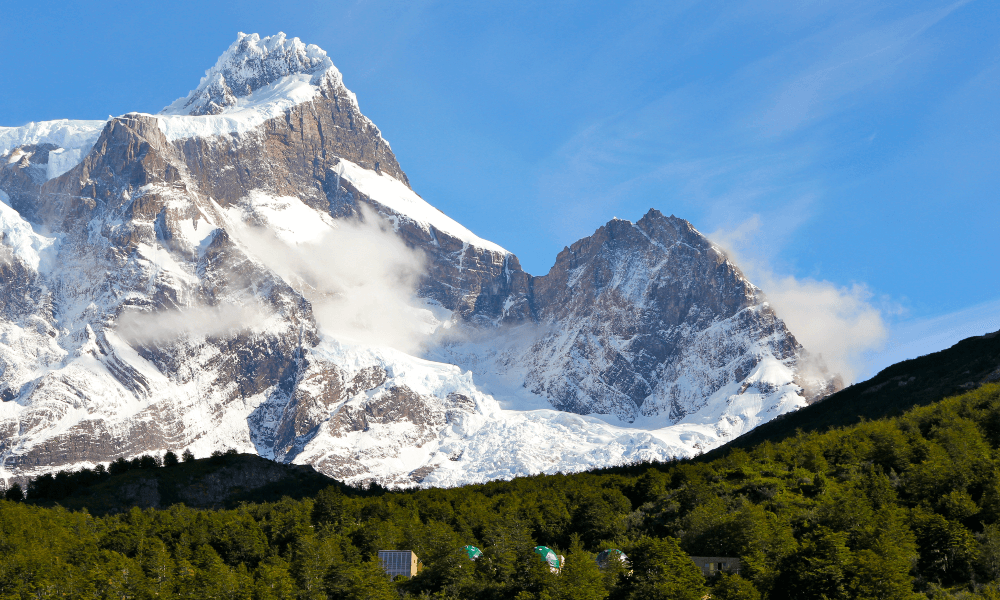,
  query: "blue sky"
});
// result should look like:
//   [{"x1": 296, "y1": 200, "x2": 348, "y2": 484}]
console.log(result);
[{"x1": 1, "y1": 1, "x2": 997, "y2": 379}]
